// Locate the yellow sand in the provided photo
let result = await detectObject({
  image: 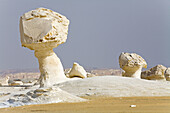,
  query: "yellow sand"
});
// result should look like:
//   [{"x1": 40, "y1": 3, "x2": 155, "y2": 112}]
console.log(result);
[{"x1": 0, "y1": 96, "x2": 170, "y2": 113}]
